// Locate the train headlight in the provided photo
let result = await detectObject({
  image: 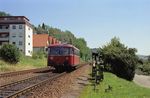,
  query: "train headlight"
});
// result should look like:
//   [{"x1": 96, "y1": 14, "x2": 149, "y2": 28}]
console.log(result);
[{"x1": 50, "y1": 57, "x2": 53, "y2": 60}]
